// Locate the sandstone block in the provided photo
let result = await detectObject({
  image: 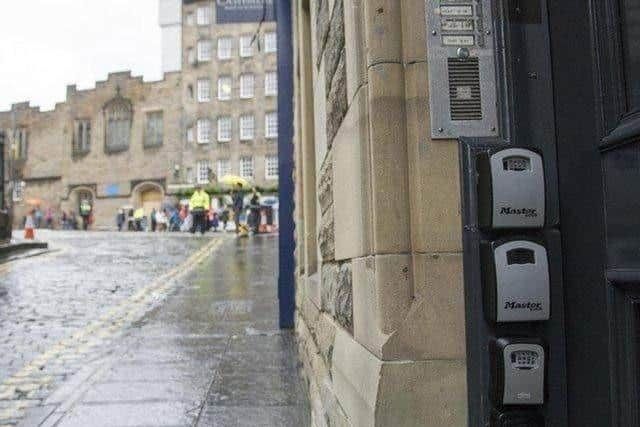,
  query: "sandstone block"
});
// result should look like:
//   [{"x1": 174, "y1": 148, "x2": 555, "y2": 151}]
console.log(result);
[
  {"x1": 324, "y1": 0, "x2": 345, "y2": 95},
  {"x1": 326, "y1": 51, "x2": 348, "y2": 147},
  {"x1": 313, "y1": 61, "x2": 329, "y2": 173},
  {"x1": 352, "y1": 254, "x2": 413, "y2": 358},
  {"x1": 315, "y1": 0, "x2": 331, "y2": 68},
  {"x1": 383, "y1": 253, "x2": 466, "y2": 360},
  {"x1": 405, "y1": 62, "x2": 463, "y2": 253},
  {"x1": 315, "y1": 313, "x2": 338, "y2": 371},
  {"x1": 332, "y1": 328, "x2": 379, "y2": 426},
  {"x1": 331, "y1": 328, "x2": 468, "y2": 427},
  {"x1": 307, "y1": 273, "x2": 323, "y2": 316},
  {"x1": 318, "y1": 208, "x2": 335, "y2": 262},
  {"x1": 296, "y1": 313, "x2": 330, "y2": 427},
  {"x1": 298, "y1": 277, "x2": 322, "y2": 330},
  {"x1": 327, "y1": 0, "x2": 335, "y2": 15},
  {"x1": 344, "y1": 0, "x2": 367, "y2": 102},
  {"x1": 317, "y1": 151, "x2": 333, "y2": 215},
  {"x1": 296, "y1": 274, "x2": 306, "y2": 308},
  {"x1": 333, "y1": 86, "x2": 372, "y2": 260},
  {"x1": 350, "y1": 249, "x2": 465, "y2": 360},
  {"x1": 377, "y1": 359, "x2": 468, "y2": 427},
  {"x1": 312, "y1": 0, "x2": 322, "y2": 15},
  {"x1": 294, "y1": 224, "x2": 305, "y2": 276},
  {"x1": 321, "y1": 262, "x2": 353, "y2": 333},
  {"x1": 401, "y1": 0, "x2": 427, "y2": 63},
  {"x1": 321, "y1": 262, "x2": 339, "y2": 315},
  {"x1": 335, "y1": 262, "x2": 353, "y2": 331},
  {"x1": 367, "y1": 63, "x2": 410, "y2": 254},
  {"x1": 364, "y1": 0, "x2": 403, "y2": 66},
  {"x1": 296, "y1": 312, "x2": 351, "y2": 427}
]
